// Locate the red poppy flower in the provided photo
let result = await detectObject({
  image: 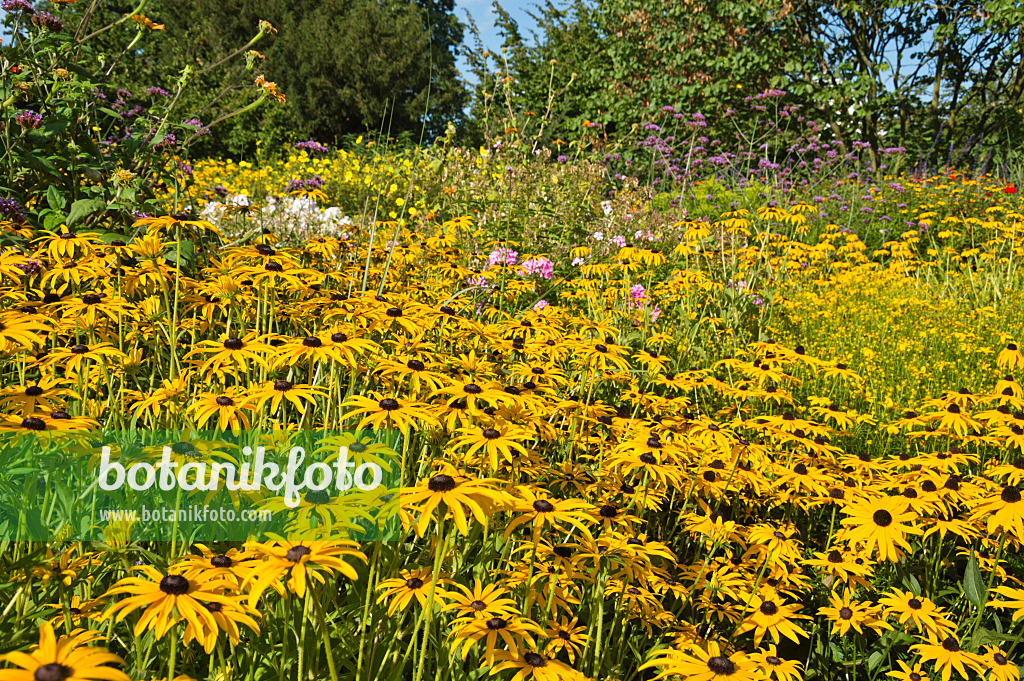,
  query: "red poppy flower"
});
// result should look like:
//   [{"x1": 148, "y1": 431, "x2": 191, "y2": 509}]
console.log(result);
[{"x1": 1005, "y1": 186, "x2": 1017, "y2": 194}]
